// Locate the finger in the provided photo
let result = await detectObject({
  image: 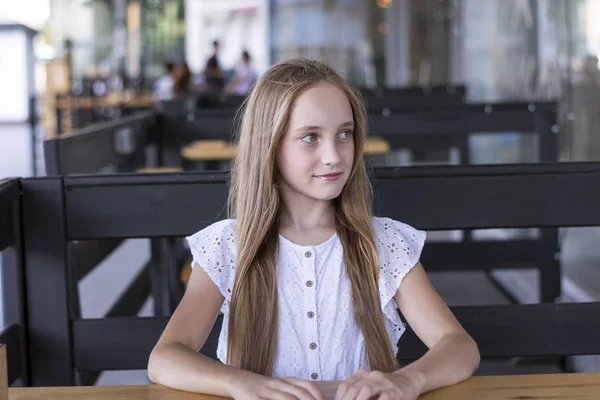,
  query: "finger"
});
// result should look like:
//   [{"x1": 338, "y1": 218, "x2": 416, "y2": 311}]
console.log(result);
[
  {"x1": 261, "y1": 389, "x2": 297, "y2": 400},
  {"x1": 273, "y1": 379, "x2": 319, "y2": 400},
  {"x1": 355, "y1": 384, "x2": 378, "y2": 400},
  {"x1": 284, "y1": 378, "x2": 325, "y2": 400},
  {"x1": 335, "y1": 371, "x2": 367, "y2": 400},
  {"x1": 377, "y1": 391, "x2": 391, "y2": 400},
  {"x1": 337, "y1": 378, "x2": 365, "y2": 400}
]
